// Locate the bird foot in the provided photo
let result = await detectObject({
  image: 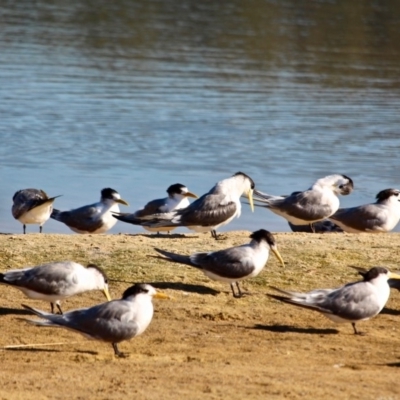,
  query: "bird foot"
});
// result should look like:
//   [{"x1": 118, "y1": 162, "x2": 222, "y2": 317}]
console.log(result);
[{"x1": 354, "y1": 331, "x2": 367, "y2": 336}]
